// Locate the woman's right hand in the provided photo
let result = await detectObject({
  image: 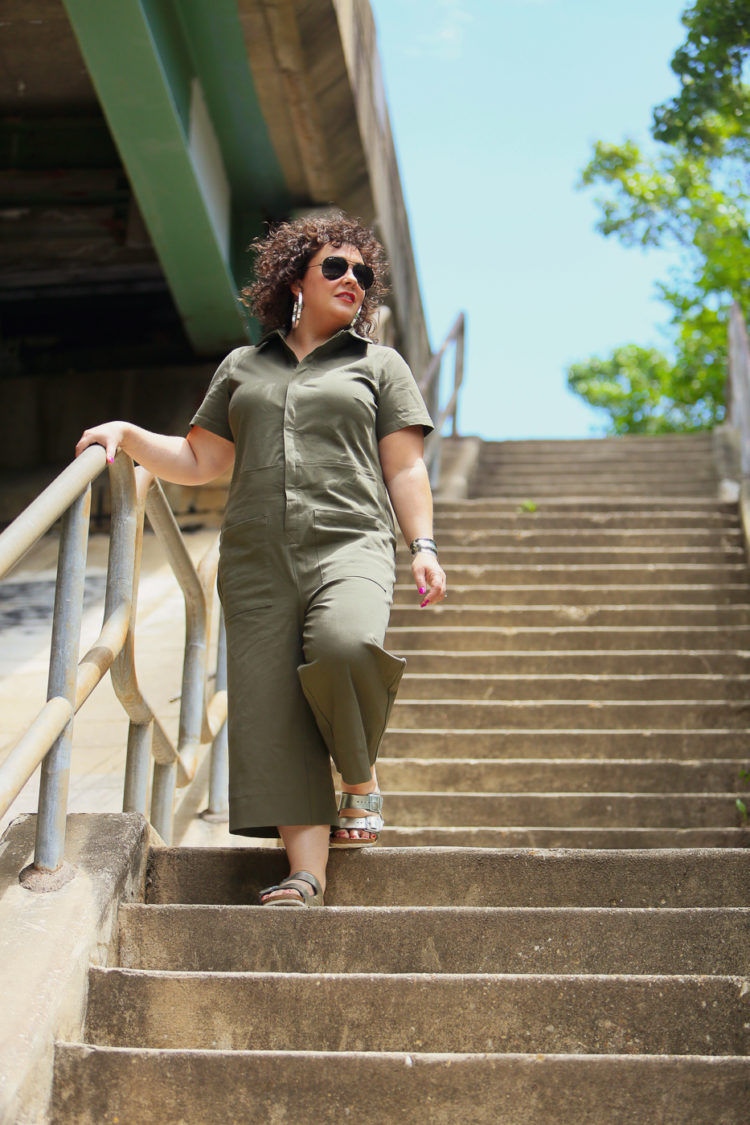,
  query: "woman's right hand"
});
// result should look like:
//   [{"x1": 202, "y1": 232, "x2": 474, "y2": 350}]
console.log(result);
[{"x1": 76, "y1": 421, "x2": 130, "y2": 463}]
